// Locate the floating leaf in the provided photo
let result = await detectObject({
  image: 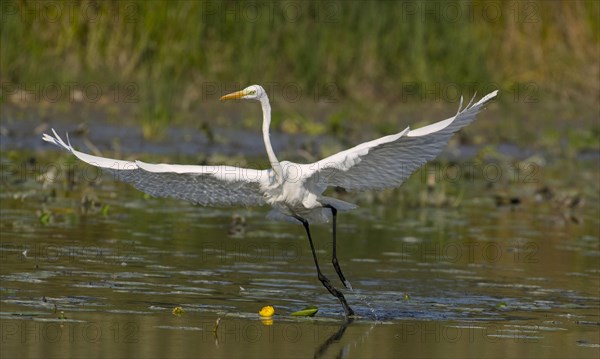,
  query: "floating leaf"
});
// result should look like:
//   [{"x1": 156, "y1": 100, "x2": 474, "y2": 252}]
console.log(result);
[
  {"x1": 101, "y1": 204, "x2": 110, "y2": 216},
  {"x1": 39, "y1": 212, "x2": 51, "y2": 225},
  {"x1": 290, "y1": 305, "x2": 318, "y2": 317}
]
